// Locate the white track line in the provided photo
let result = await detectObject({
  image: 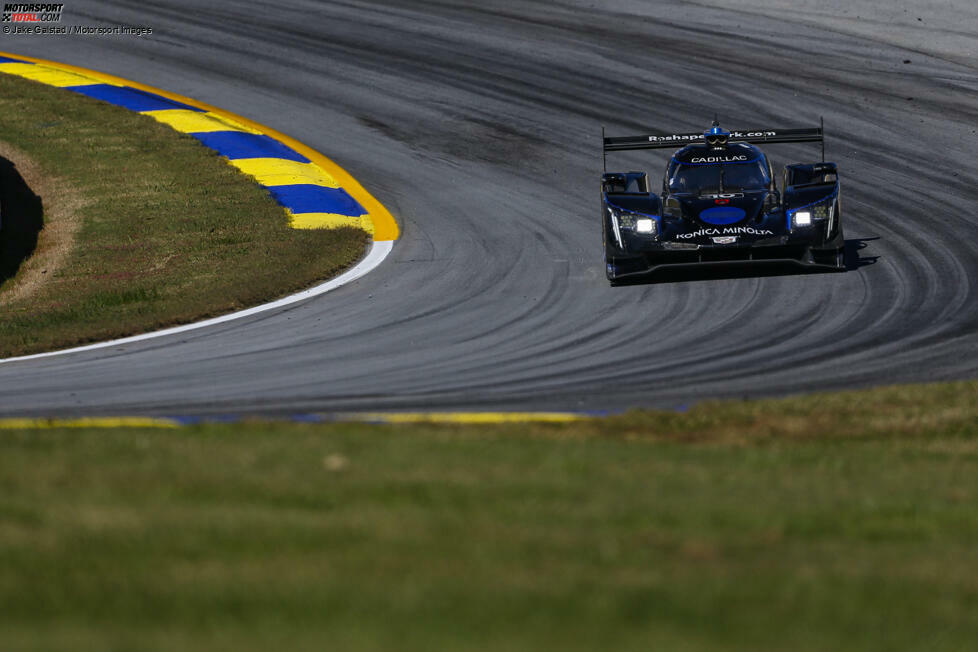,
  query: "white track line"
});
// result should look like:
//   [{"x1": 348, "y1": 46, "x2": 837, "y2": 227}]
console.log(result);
[{"x1": 0, "y1": 240, "x2": 393, "y2": 364}]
